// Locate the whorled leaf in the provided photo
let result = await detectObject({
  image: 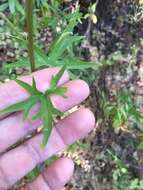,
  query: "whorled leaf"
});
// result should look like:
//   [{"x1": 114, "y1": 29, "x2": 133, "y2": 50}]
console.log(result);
[
  {"x1": 50, "y1": 63, "x2": 67, "y2": 88},
  {"x1": 0, "y1": 65, "x2": 67, "y2": 147}
]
